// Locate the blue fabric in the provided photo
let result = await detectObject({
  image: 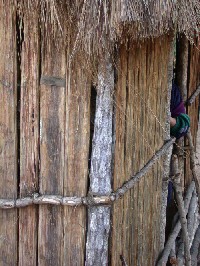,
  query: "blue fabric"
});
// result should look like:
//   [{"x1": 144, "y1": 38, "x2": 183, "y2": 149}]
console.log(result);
[{"x1": 167, "y1": 181, "x2": 173, "y2": 205}]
